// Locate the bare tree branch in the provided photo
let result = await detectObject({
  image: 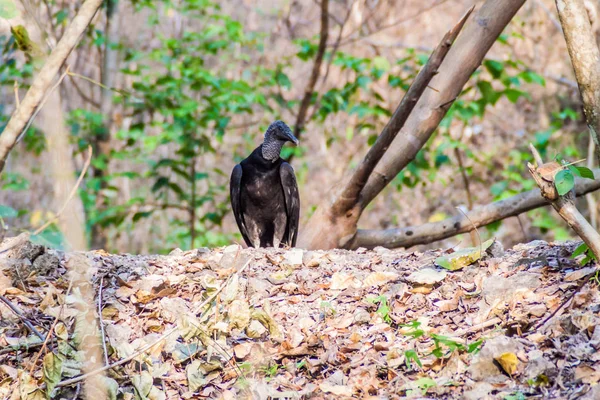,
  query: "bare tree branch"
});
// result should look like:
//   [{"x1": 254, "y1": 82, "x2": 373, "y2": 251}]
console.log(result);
[
  {"x1": 555, "y1": 0, "x2": 600, "y2": 165},
  {"x1": 359, "y1": 0, "x2": 527, "y2": 209},
  {"x1": 353, "y1": 170, "x2": 600, "y2": 249},
  {"x1": 332, "y1": 7, "x2": 474, "y2": 216},
  {"x1": 293, "y1": 0, "x2": 329, "y2": 140},
  {"x1": 0, "y1": 0, "x2": 104, "y2": 174}
]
